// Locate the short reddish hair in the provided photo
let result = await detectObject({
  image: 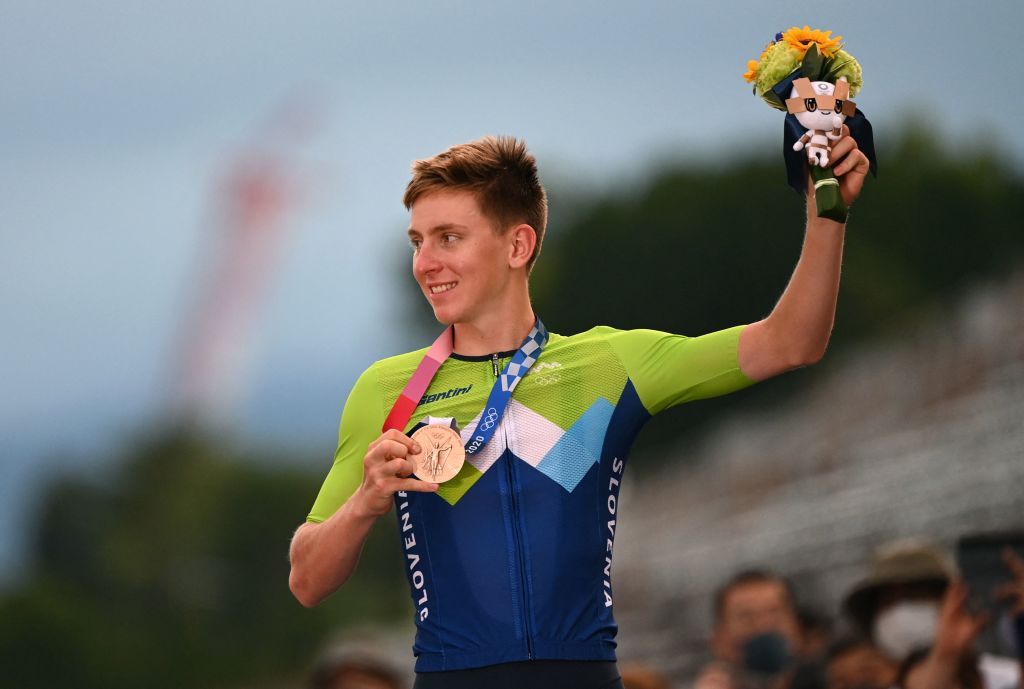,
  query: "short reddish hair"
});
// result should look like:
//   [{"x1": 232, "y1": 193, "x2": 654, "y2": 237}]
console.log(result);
[{"x1": 403, "y1": 135, "x2": 548, "y2": 271}]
